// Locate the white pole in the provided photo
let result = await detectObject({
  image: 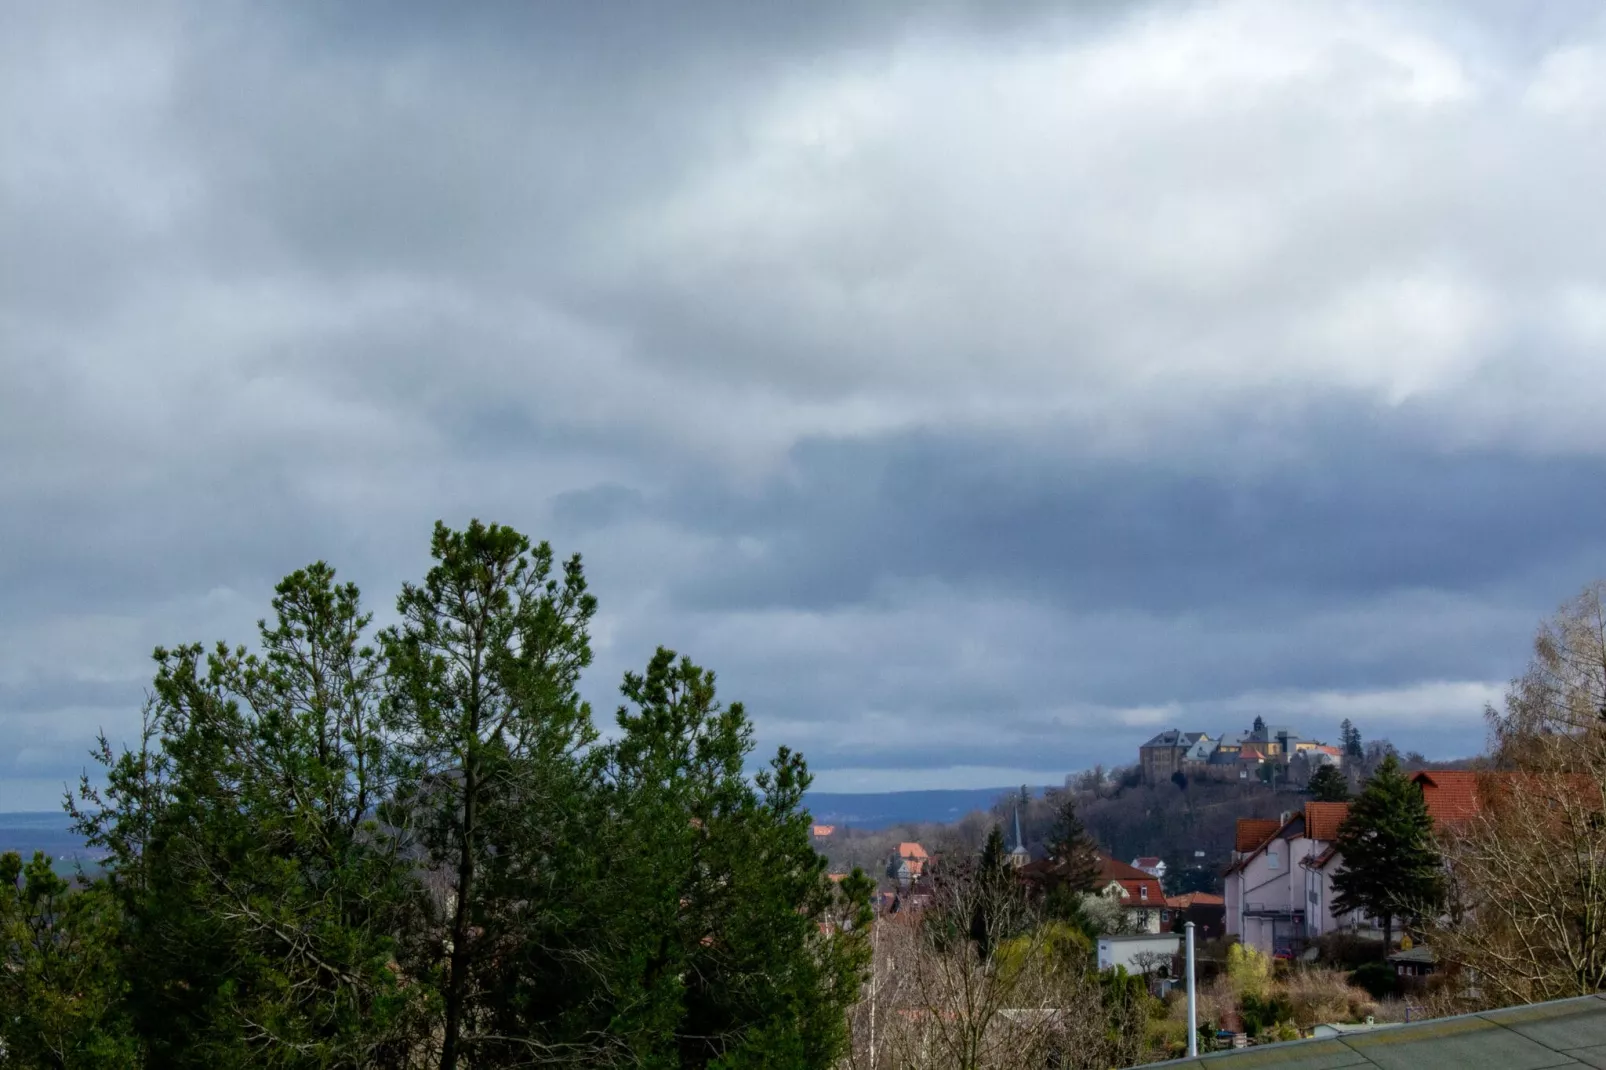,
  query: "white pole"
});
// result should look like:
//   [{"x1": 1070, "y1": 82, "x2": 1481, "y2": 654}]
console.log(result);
[{"x1": 1186, "y1": 921, "x2": 1199, "y2": 1057}]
